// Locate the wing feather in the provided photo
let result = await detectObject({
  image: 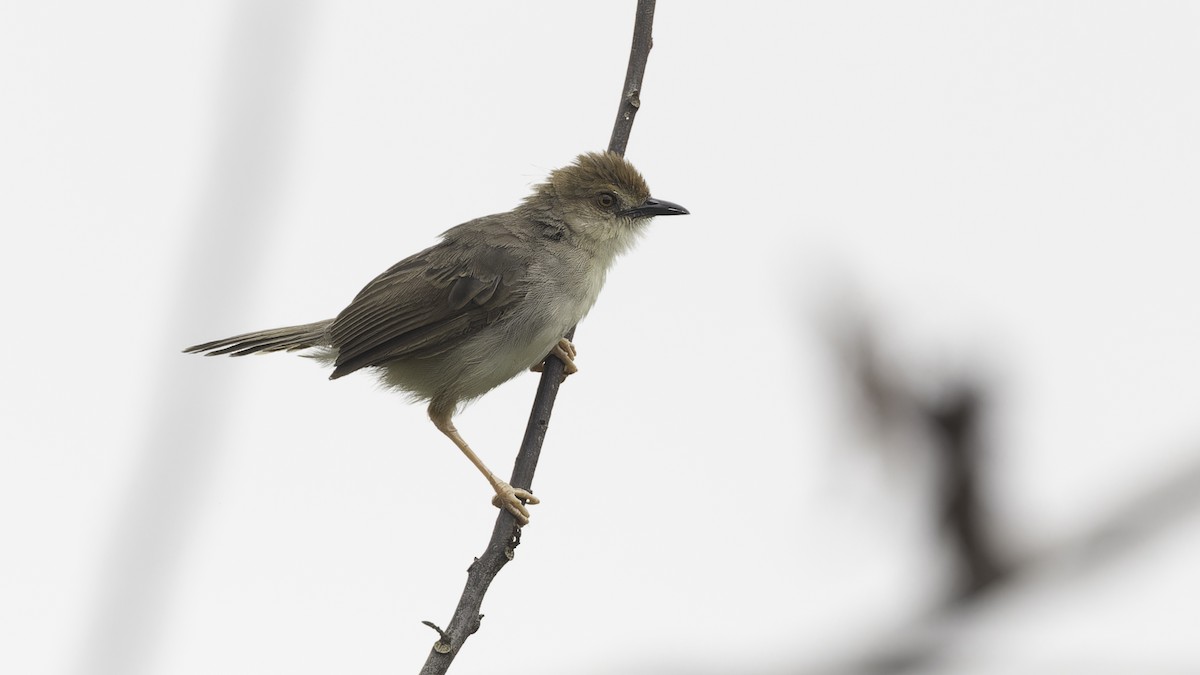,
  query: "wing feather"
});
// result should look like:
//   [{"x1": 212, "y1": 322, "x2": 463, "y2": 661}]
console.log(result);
[{"x1": 328, "y1": 217, "x2": 528, "y2": 379}]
